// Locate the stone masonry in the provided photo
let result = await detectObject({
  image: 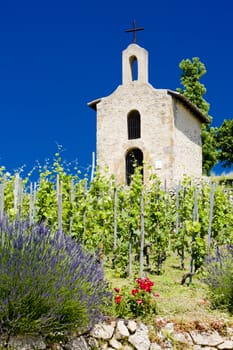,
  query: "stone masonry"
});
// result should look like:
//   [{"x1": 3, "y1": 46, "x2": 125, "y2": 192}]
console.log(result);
[
  {"x1": 3, "y1": 318, "x2": 233, "y2": 349},
  {"x1": 88, "y1": 43, "x2": 209, "y2": 187}
]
